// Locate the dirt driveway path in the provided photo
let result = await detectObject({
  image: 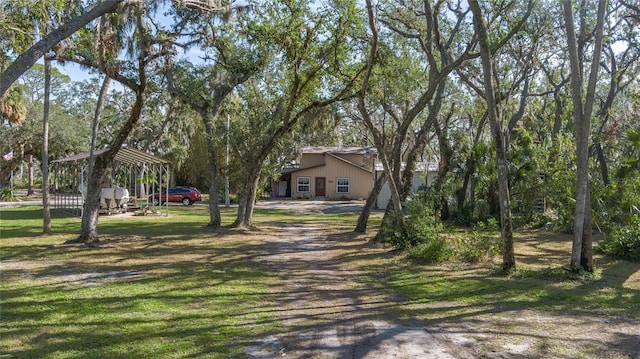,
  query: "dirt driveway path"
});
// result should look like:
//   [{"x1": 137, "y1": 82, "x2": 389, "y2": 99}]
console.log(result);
[{"x1": 243, "y1": 200, "x2": 478, "y2": 358}]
